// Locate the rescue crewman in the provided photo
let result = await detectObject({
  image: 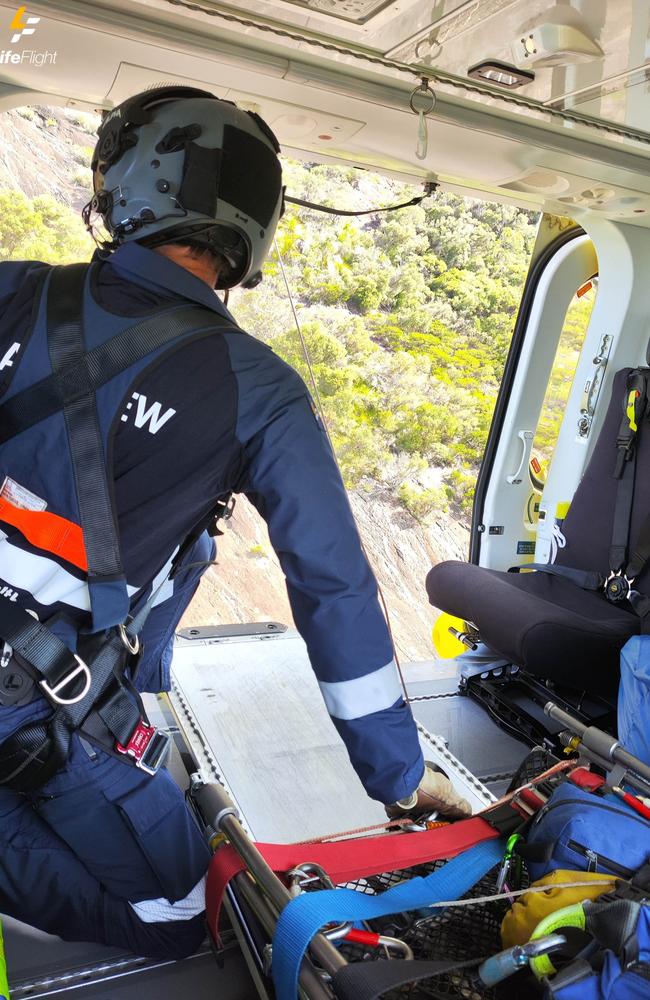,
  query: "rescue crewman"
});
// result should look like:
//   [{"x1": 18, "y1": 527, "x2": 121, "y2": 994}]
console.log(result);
[{"x1": 0, "y1": 87, "x2": 470, "y2": 959}]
